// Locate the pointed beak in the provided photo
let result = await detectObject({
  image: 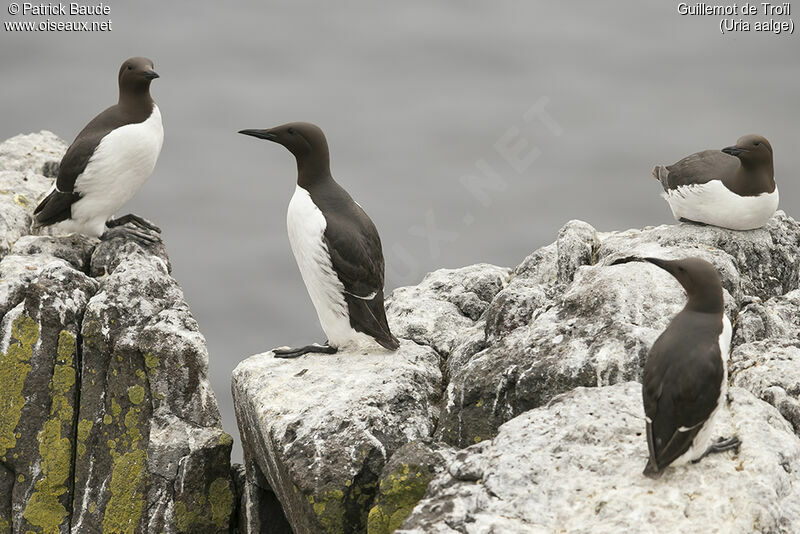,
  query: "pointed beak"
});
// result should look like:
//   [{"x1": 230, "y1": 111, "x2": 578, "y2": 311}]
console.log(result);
[
  {"x1": 610, "y1": 256, "x2": 670, "y2": 272},
  {"x1": 722, "y1": 145, "x2": 745, "y2": 157},
  {"x1": 643, "y1": 257, "x2": 670, "y2": 271},
  {"x1": 143, "y1": 70, "x2": 159, "y2": 80},
  {"x1": 238, "y1": 129, "x2": 277, "y2": 141}
]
